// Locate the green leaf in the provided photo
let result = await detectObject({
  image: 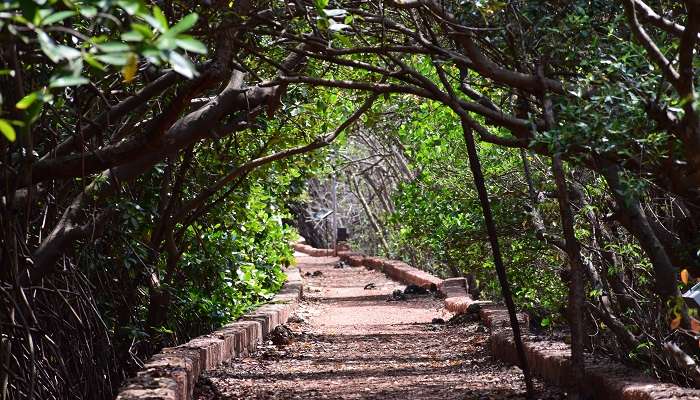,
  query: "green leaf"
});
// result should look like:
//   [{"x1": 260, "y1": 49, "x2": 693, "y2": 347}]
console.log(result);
[
  {"x1": 316, "y1": 17, "x2": 329, "y2": 30},
  {"x1": 175, "y1": 36, "x2": 207, "y2": 54},
  {"x1": 50, "y1": 75, "x2": 90, "y2": 88},
  {"x1": 79, "y1": 6, "x2": 98, "y2": 18},
  {"x1": 153, "y1": 6, "x2": 169, "y2": 31},
  {"x1": 118, "y1": 0, "x2": 144, "y2": 15},
  {"x1": 0, "y1": 119, "x2": 16, "y2": 142},
  {"x1": 56, "y1": 45, "x2": 82, "y2": 60},
  {"x1": 83, "y1": 53, "x2": 106, "y2": 70},
  {"x1": 16, "y1": 92, "x2": 38, "y2": 110},
  {"x1": 98, "y1": 42, "x2": 131, "y2": 53},
  {"x1": 314, "y1": 0, "x2": 329, "y2": 10},
  {"x1": 141, "y1": 14, "x2": 165, "y2": 33},
  {"x1": 95, "y1": 53, "x2": 130, "y2": 66},
  {"x1": 155, "y1": 35, "x2": 177, "y2": 50},
  {"x1": 141, "y1": 47, "x2": 164, "y2": 65},
  {"x1": 41, "y1": 10, "x2": 76, "y2": 26},
  {"x1": 37, "y1": 31, "x2": 62, "y2": 63},
  {"x1": 169, "y1": 13, "x2": 198, "y2": 35},
  {"x1": 131, "y1": 23, "x2": 154, "y2": 39},
  {"x1": 121, "y1": 30, "x2": 144, "y2": 42},
  {"x1": 168, "y1": 51, "x2": 197, "y2": 78}
]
